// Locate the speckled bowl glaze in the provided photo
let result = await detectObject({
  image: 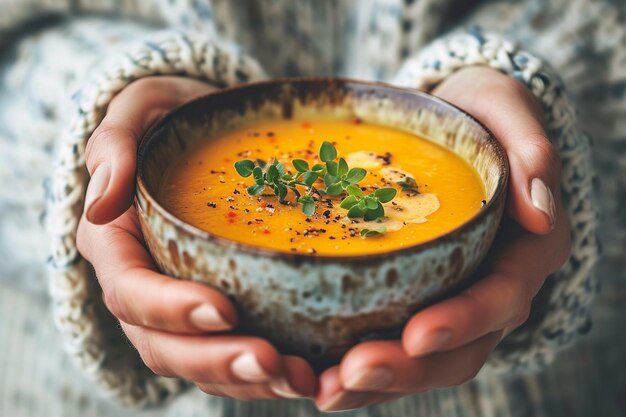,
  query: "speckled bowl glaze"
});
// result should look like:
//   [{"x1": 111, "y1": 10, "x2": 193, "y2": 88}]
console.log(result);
[{"x1": 136, "y1": 78, "x2": 509, "y2": 365}]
